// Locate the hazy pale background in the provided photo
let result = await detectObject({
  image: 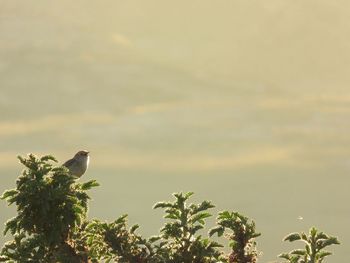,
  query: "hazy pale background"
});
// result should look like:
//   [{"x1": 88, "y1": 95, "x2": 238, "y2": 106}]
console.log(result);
[{"x1": 1, "y1": 1, "x2": 349, "y2": 262}]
